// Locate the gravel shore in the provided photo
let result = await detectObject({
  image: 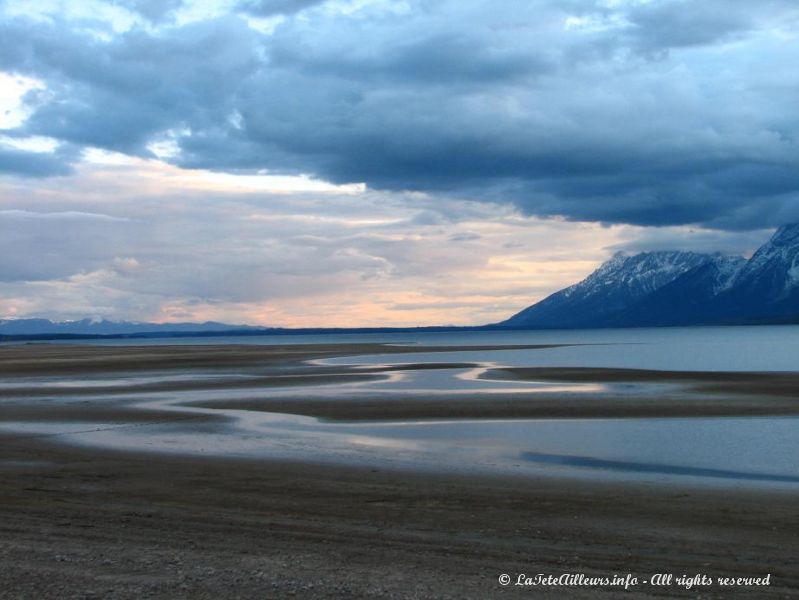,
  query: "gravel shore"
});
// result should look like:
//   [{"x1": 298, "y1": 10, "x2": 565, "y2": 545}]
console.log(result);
[{"x1": 1, "y1": 343, "x2": 797, "y2": 598}]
